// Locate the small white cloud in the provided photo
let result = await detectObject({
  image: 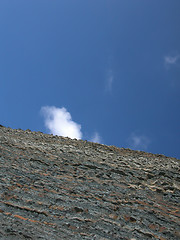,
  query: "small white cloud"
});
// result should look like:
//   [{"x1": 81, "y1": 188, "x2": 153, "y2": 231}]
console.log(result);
[
  {"x1": 105, "y1": 70, "x2": 114, "y2": 93},
  {"x1": 128, "y1": 133, "x2": 150, "y2": 151},
  {"x1": 41, "y1": 106, "x2": 82, "y2": 139},
  {"x1": 90, "y1": 132, "x2": 102, "y2": 143},
  {"x1": 164, "y1": 54, "x2": 180, "y2": 65}
]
